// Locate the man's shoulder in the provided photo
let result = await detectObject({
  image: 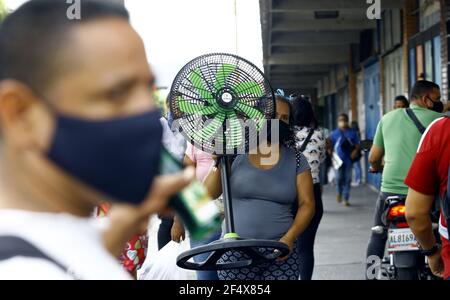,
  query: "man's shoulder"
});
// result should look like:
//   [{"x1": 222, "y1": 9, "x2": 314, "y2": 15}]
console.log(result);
[
  {"x1": 412, "y1": 106, "x2": 443, "y2": 123},
  {"x1": 0, "y1": 257, "x2": 71, "y2": 280},
  {"x1": 432, "y1": 116, "x2": 450, "y2": 128},
  {"x1": 425, "y1": 117, "x2": 450, "y2": 139},
  {"x1": 329, "y1": 129, "x2": 339, "y2": 139},
  {"x1": 416, "y1": 117, "x2": 449, "y2": 153},
  {"x1": 380, "y1": 109, "x2": 402, "y2": 123}
]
